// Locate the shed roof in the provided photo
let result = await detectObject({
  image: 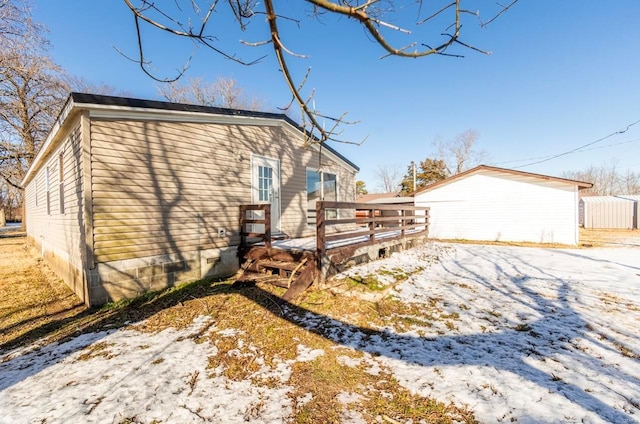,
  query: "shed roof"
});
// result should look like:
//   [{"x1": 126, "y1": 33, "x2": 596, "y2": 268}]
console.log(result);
[
  {"x1": 616, "y1": 195, "x2": 640, "y2": 201},
  {"x1": 22, "y1": 92, "x2": 359, "y2": 186},
  {"x1": 412, "y1": 165, "x2": 593, "y2": 196},
  {"x1": 580, "y1": 196, "x2": 636, "y2": 203}
]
